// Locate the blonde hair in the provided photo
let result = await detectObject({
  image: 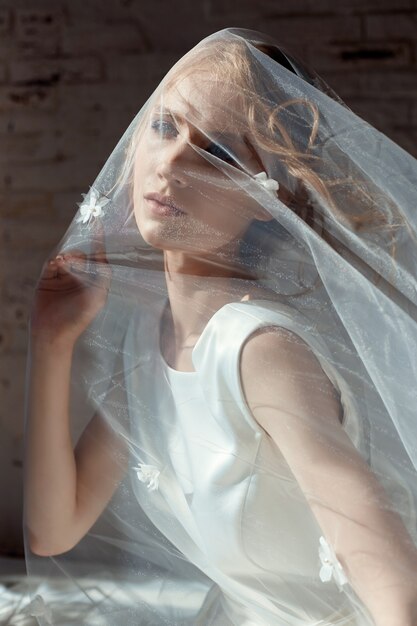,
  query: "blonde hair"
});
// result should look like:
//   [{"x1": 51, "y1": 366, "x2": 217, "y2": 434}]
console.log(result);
[{"x1": 115, "y1": 35, "x2": 409, "y2": 290}]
